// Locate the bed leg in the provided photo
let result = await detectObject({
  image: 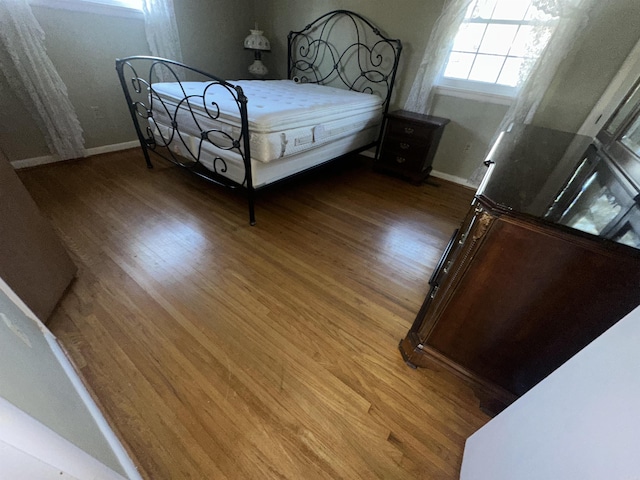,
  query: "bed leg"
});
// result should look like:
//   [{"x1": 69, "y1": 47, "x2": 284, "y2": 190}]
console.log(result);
[
  {"x1": 141, "y1": 148, "x2": 153, "y2": 169},
  {"x1": 248, "y1": 191, "x2": 256, "y2": 226},
  {"x1": 249, "y1": 202, "x2": 256, "y2": 226}
]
